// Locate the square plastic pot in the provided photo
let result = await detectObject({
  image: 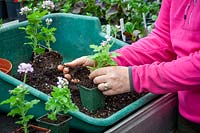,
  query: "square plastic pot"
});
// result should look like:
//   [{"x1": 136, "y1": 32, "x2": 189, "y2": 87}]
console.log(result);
[
  {"x1": 79, "y1": 85, "x2": 105, "y2": 112},
  {"x1": 0, "y1": 13, "x2": 159, "y2": 132},
  {"x1": 36, "y1": 114, "x2": 72, "y2": 133}
]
